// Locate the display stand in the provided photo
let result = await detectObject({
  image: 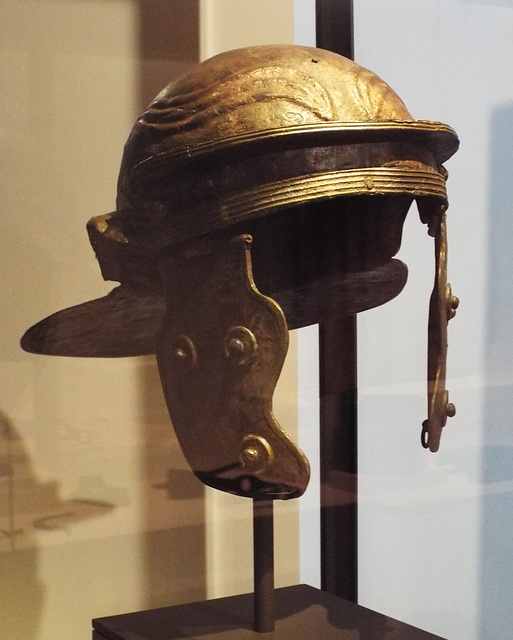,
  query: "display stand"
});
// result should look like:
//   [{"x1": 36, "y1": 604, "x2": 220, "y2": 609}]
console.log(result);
[
  {"x1": 92, "y1": 503, "x2": 444, "y2": 639},
  {"x1": 252, "y1": 499, "x2": 275, "y2": 632},
  {"x1": 317, "y1": 0, "x2": 358, "y2": 602},
  {"x1": 92, "y1": 583, "x2": 446, "y2": 640}
]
